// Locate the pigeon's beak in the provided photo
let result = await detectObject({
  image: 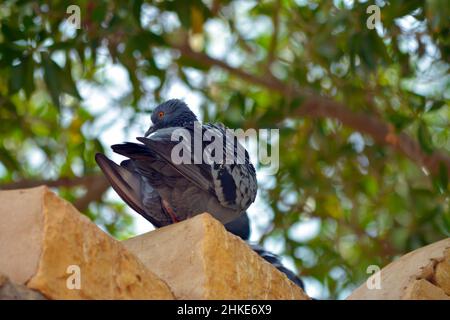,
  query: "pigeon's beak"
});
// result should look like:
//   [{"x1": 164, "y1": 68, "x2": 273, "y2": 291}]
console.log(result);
[{"x1": 144, "y1": 125, "x2": 157, "y2": 137}]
